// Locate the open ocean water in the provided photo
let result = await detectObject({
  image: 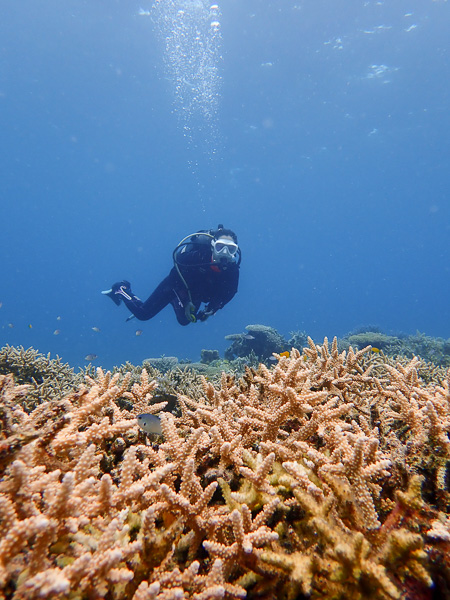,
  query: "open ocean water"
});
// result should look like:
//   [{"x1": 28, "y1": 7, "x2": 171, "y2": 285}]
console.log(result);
[{"x1": 1, "y1": 0, "x2": 449, "y2": 369}]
